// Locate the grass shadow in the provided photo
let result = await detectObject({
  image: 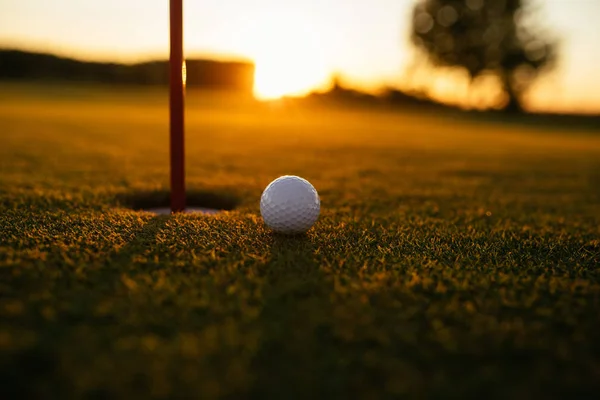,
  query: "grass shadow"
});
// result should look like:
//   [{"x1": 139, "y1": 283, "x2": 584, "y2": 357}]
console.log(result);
[
  {"x1": 99, "y1": 214, "x2": 171, "y2": 273},
  {"x1": 248, "y1": 233, "x2": 344, "y2": 399},
  {"x1": 115, "y1": 189, "x2": 239, "y2": 211}
]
